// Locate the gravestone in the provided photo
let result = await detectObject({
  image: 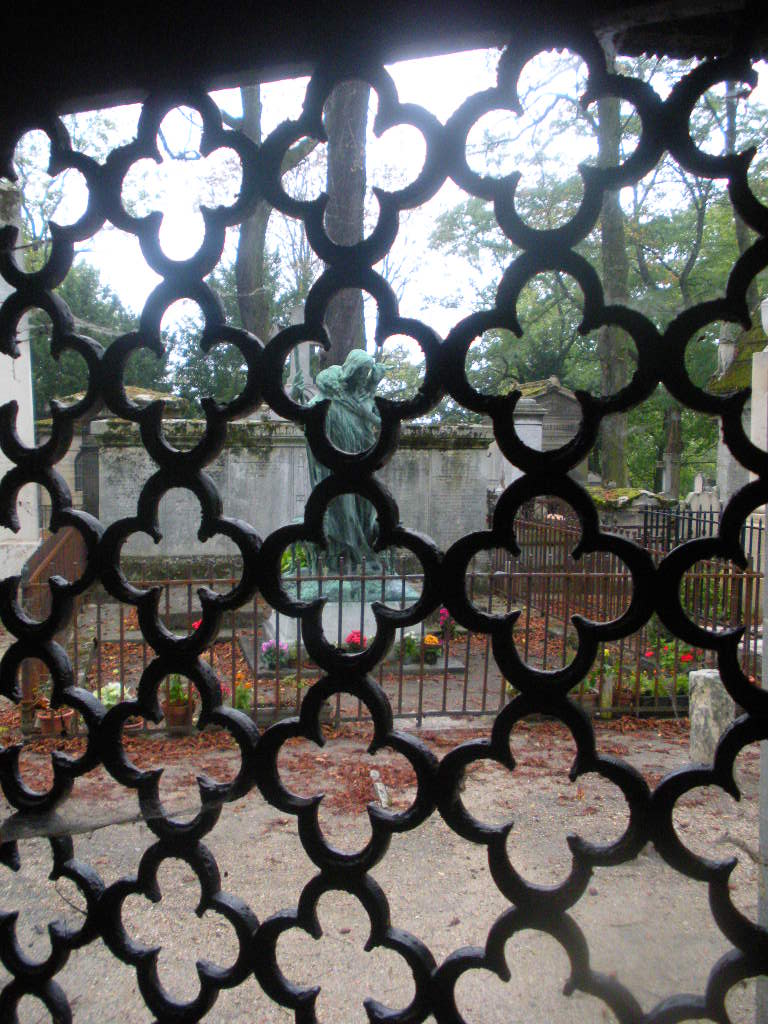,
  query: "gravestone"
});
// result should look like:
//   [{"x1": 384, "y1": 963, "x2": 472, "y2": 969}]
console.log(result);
[
  {"x1": 683, "y1": 474, "x2": 721, "y2": 517},
  {"x1": 689, "y1": 669, "x2": 734, "y2": 763}
]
